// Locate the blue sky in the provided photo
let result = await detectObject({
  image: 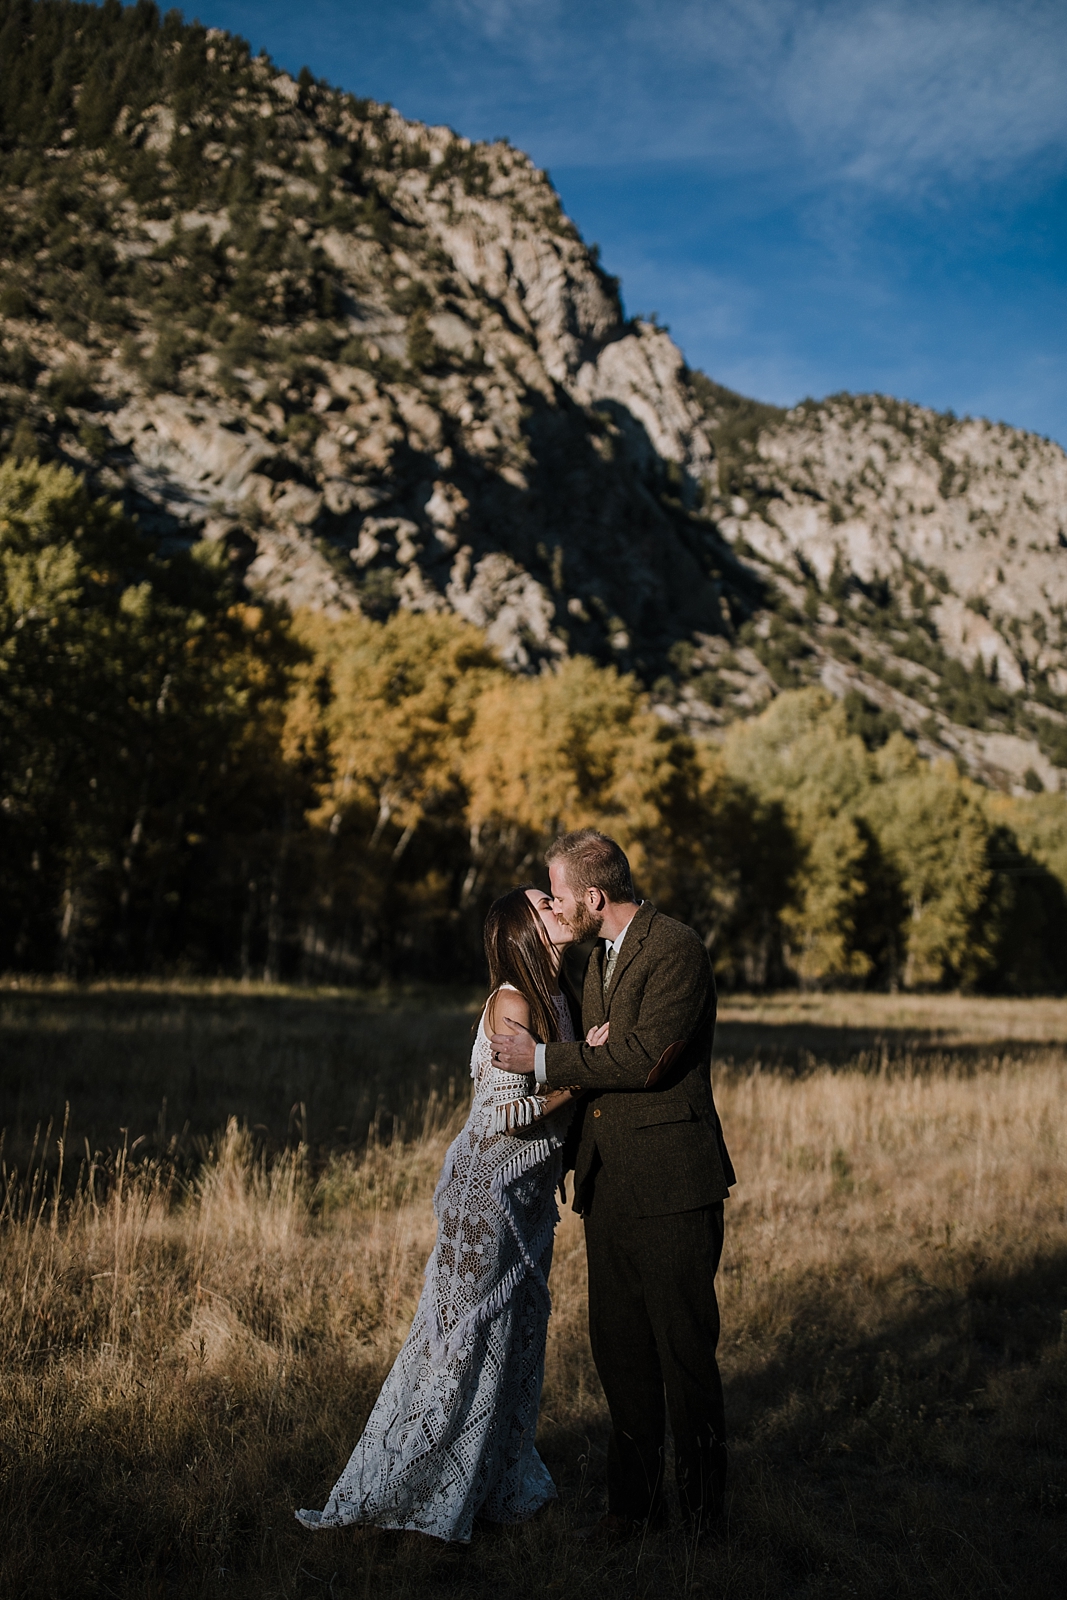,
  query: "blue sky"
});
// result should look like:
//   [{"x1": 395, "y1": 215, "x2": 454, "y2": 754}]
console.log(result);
[{"x1": 191, "y1": 0, "x2": 1066, "y2": 444}]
